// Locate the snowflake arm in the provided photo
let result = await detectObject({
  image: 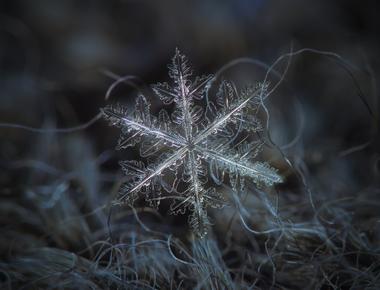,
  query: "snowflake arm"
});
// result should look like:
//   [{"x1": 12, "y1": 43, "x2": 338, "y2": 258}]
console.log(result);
[
  {"x1": 197, "y1": 146, "x2": 283, "y2": 188},
  {"x1": 102, "y1": 99, "x2": 185, "y2": 148},
  {"x1": 116, "y1": 146, "x2": 188, "y2": 204},
  {"x1": 194, "y1": 82, "x2": 266, "y2": 144}
]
